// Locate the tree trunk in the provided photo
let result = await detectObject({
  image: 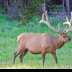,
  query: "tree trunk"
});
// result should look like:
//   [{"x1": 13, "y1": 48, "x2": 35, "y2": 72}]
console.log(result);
[
  {"x1": 66, "y1": 0, "x2": 70, "y2": 12},
  {"x1": 50, "y1": 0, "x2": 53, "y2": 4},
  {"x1": 62, "y1": 0, "x2": 65, "y2": 12},
  {"x1": 69, "y1": 0, "x2": 72, "y2": 12},
  {"x1": 39, "y1": 2, "x2": 49, "y2": 17},
  {"x1": 12, "y1": 1, "x2": 19, "y2": 15},
  {"x1": 6, "y1": 0, "x2": 19, "y2": 20},
  {"x1": 6, "y1": 0, "x2": 11, "y2": 17},
  {"x1": 19, "y1": 0, "x2": 25, "y2": 21},
  {"x1": 56, "y1": 0, "x2": 60, "y2": 5}
]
